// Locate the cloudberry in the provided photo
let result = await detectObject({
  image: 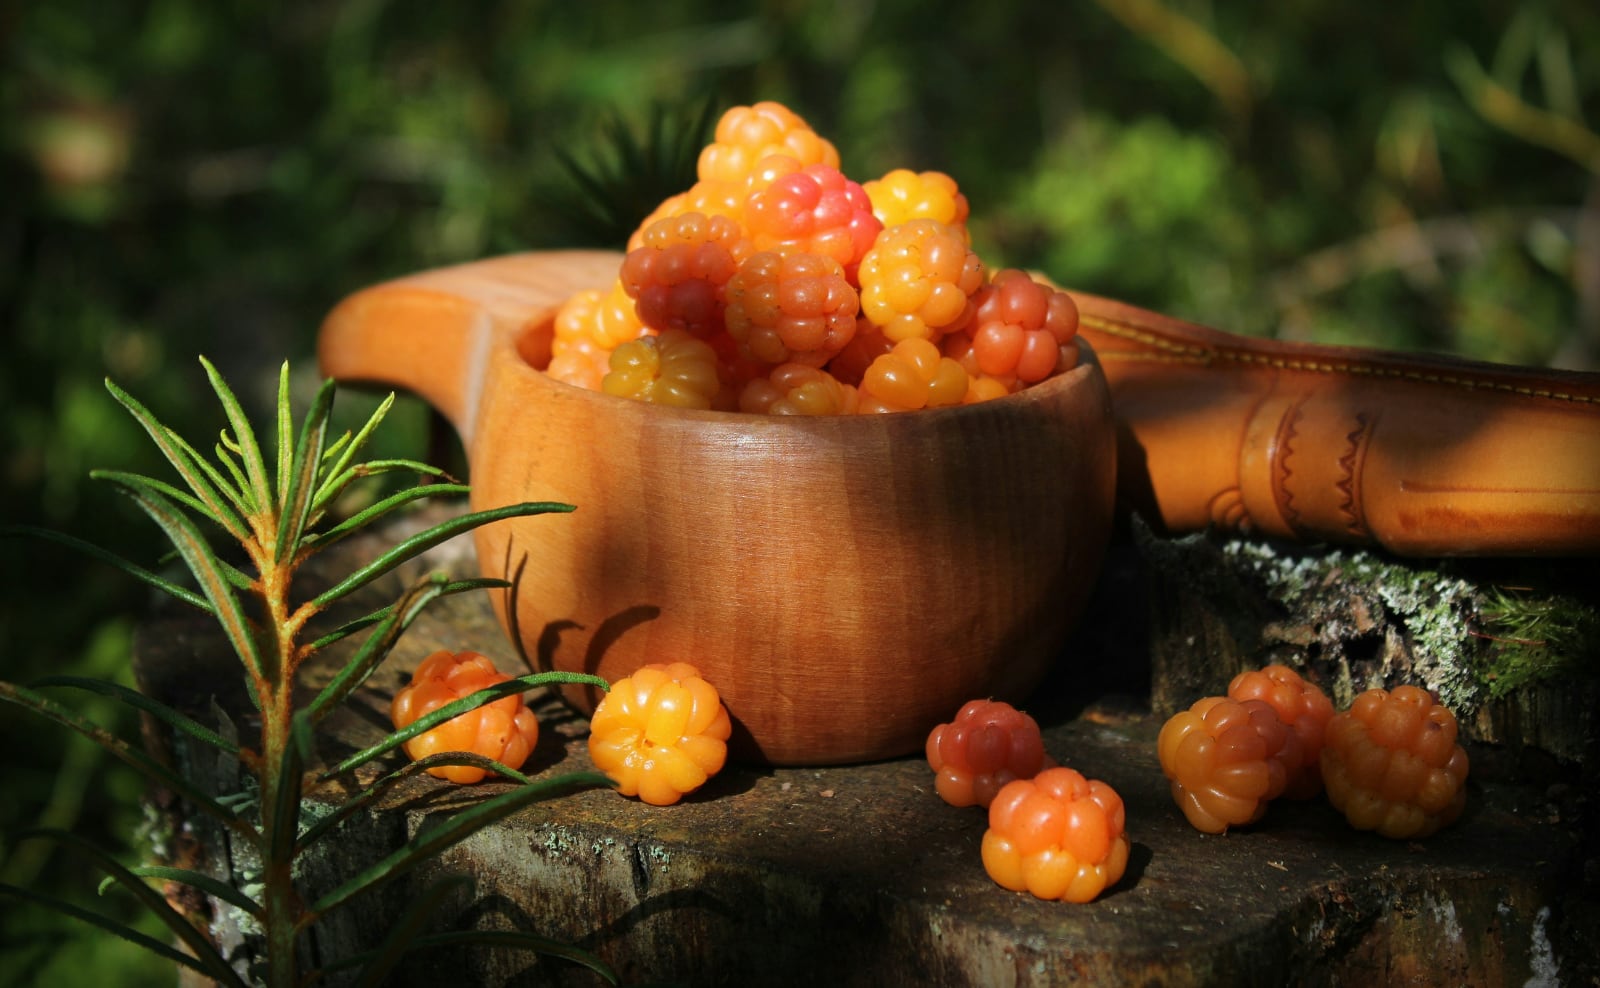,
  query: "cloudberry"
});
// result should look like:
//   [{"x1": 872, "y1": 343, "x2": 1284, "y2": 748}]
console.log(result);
[
  {"x1": 965, "y1": 269, "x2": 1082, "y2": 384},
  {"x1": 863, "y1": 168, "x2": 970, "y2": 234},
  {"x1": 620, "y1": 212, "x2": 745, "y2": 336},
  {"x1": 587, "y1": 279, "x2": 650, "y2": 351},
  {"x1": 602, "y1": 330, "x2": 723, "y2": 409},
  {"x1": 963, "y1": 374, "x2": 1014, "y2": 405},
  {"x1": 1158, "y1": 696, "x2": 1303, "y2": 833},
  {"x1": 858, "y1": 219, "x2": 984, "y2": 343},
  {"x1": 1321, "y1": 685, "x2": 1470, "y2": 839},
  {"x1": 739, "y1": 363, "x2": 858, "y2": 415},
  {"x1": 390, "y1": 650, "x2": 540, "y2": 785},
  {"x1": 858, "y1": 338, "x2": 970, "y2": 413},
  {"x1": 744, "y1": 158, "x2": 882, "y2": 281},
  {"x1": 698, "y1": 101, "x2": 840, "y2": 187},
  {"x1": 588, "y1": 662, "x2": 732, "y2": 806},
  {"x1": 925, "y1": 699, "x2": 1054, "y2": 809},
  {"x1": 826, "y1": 319, "x2": 893, "y2": 386},
  {"x1": 982, "y1": 767, "x2": 1130, "y2": 903},
  {"x1": 1227, "y1": 664, "x2": 1335, "y2": 799},
  {"x1": 628, "y1": 179, "x2": 747, "y2": 251},
  {"x1": 941, "y1": 332, "x2": 1019, "y2": 402},
  {"x1": 547, "y1": 288, "x2": 616, "y2": 392},
  {"x1": 724, "y1": 250, "x2": 859, "y2": 366}
]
